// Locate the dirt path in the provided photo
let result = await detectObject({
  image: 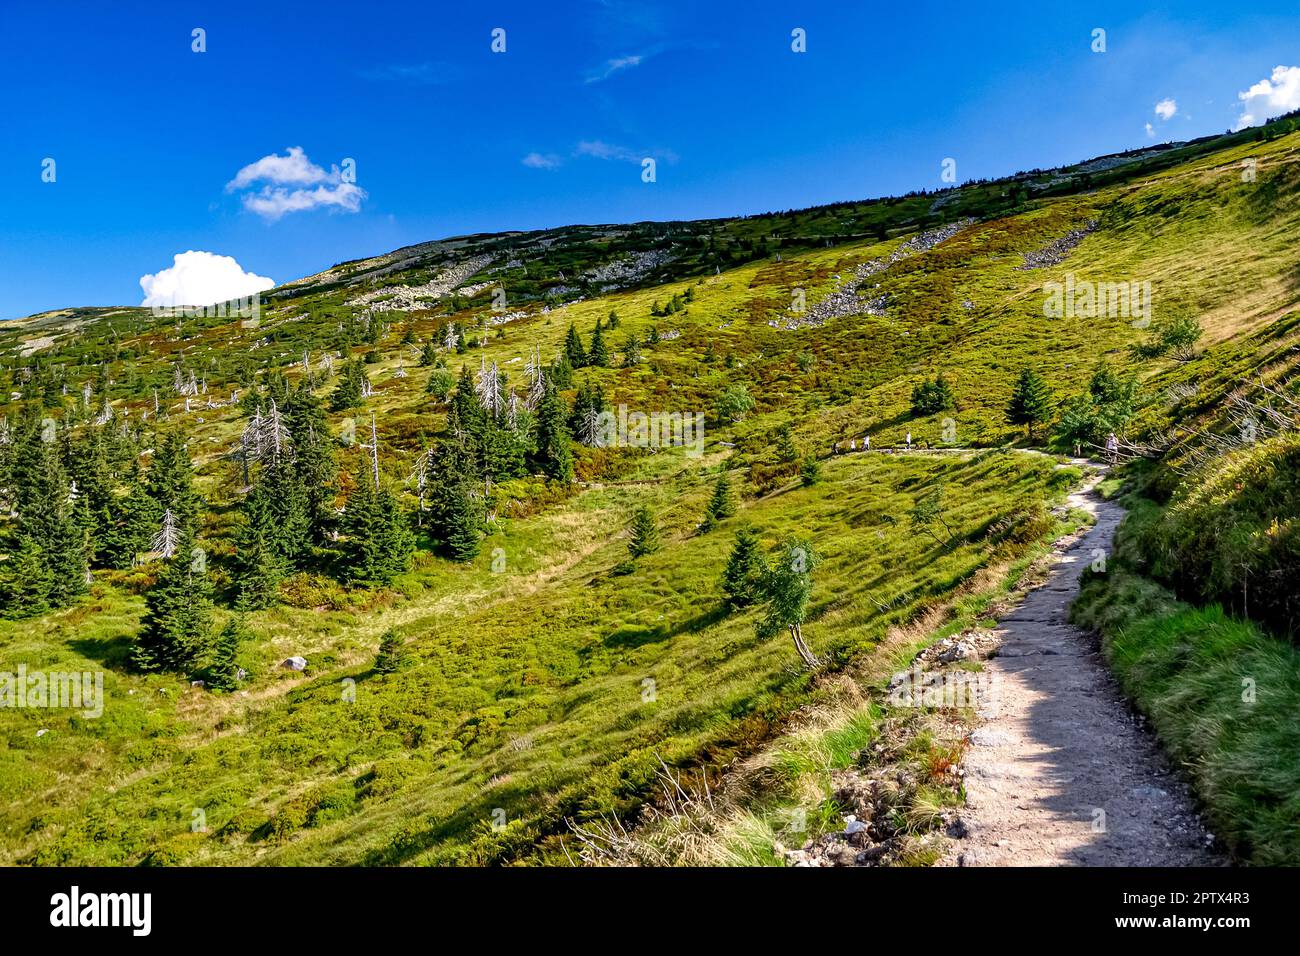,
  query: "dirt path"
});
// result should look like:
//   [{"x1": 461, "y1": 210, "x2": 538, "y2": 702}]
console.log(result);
[{"x1": 945, "y1": 479, "x2": 1222, "y2": 866}]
